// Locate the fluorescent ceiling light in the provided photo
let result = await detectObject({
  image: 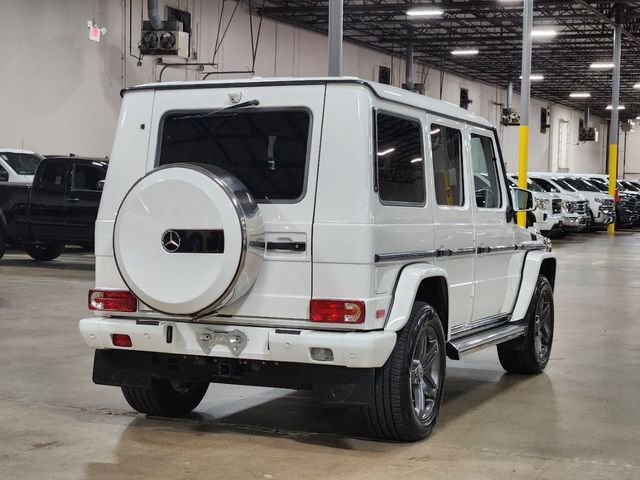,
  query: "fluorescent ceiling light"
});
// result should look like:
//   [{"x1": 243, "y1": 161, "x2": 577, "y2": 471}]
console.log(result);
[
  {"x1": 634, "y1": 83, "x2": 640, "y2": 89},
  {"x1": 590, "y1": 62, "x2": 614, "y2": 69},
  {"x1": 569, "y1": 92, "x2": 591, "y2": 98},
  {"x1": 451, "y1": 49, "x2": 479, "y2": 55},
  {"x1": 410, "y1": 158, "x2": 423, "y2": 163},
  {"x1": 406, "y1": 8, "x2": 443, "y2": 17},
  {"x1": 531, "y1": 29, "x2": 557, "y2": 38},
  {"x1": 430, "y1": 128, "x2": 441, "y2": 135},
  {"x1": 605, "y1": 105, "x2": 625, "y2": 110},
  {"x1": 377, "y1": 148, "x2": 395, "y2": 156},
  {"x1": 520, "y1": 74, "x2": 544, "y2": 80}
]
